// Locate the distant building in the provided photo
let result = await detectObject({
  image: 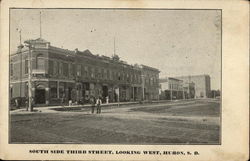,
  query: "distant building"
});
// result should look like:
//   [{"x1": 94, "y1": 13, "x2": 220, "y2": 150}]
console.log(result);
[
  {"x1": 10, "y1": 38, "x2": 160, "y2": 106},
  {"x1": 174, "y1": 75, "x2": 211, "y2": 98},
  {"x1": 159, "y1": 77, "x2": 185, "y2": 100},
  {"x1": 141, "y1": 65, "x2": 160, "y2": 101}
]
